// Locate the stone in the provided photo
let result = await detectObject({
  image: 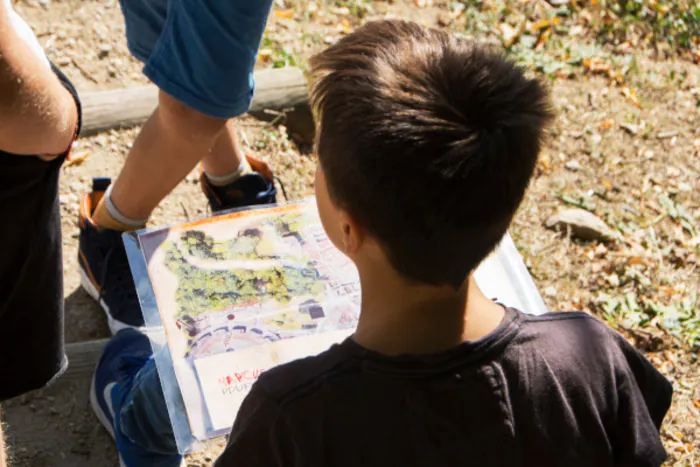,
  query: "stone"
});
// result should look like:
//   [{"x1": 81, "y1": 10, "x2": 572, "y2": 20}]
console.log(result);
[
  {"x1": 545, "y1": 208, "x2": 617, "y2": 242},
  {"x1": 565, "y1": 160, "x2": 582, "y2": 171}
]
